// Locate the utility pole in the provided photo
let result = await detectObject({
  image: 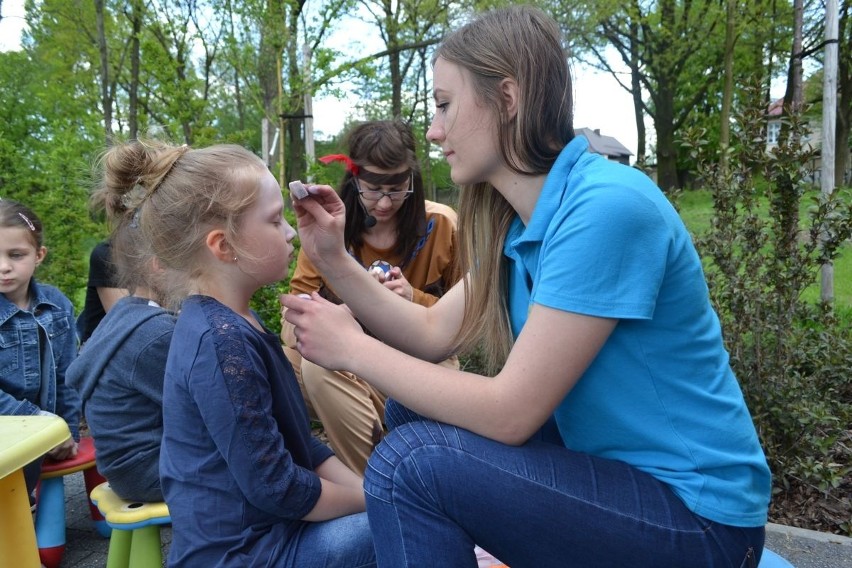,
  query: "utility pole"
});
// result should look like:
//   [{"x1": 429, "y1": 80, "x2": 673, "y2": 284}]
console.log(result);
[
  {"x1": 262, "y1": 117, "x2": 270, "y2": 167},
  {"x1": 820, "y1": 0, "x2": 838, "y2": 303},
  {"x1": 303, "y1": 44, "x2": 315, "y2": 181},
  {"x1": 277, "y1": 55, "x2": 285, "y2": 189}
]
